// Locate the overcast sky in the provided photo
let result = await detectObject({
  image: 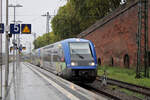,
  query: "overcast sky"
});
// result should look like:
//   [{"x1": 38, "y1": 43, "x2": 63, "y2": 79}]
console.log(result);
[
  {"x1": 1, "y1": 0, "x2": 125, "y2": 53},
  {"x1": 2, "y1": 0, "x2": 67, "y2": 53}
]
